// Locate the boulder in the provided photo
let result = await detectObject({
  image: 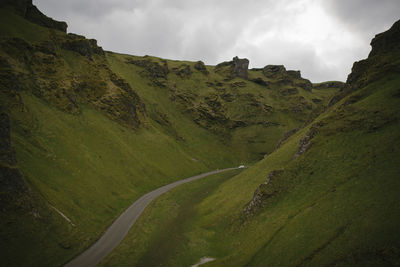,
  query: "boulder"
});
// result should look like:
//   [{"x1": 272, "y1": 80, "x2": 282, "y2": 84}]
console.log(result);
[
  {"x1": 194, "y1": 61, "x2": 209, "y2": 75},
  {"x1": 215, "y1": 56, "x2": 249, "y2": 79},
  {"x1": 232, "y1": 56, "x2": 249, "y2": 79}
]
